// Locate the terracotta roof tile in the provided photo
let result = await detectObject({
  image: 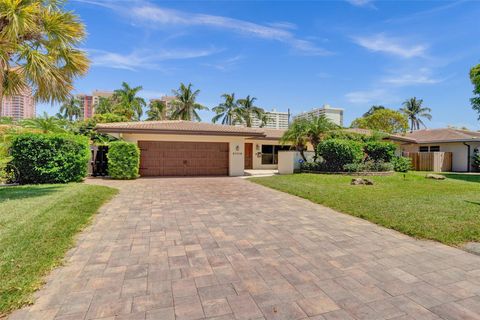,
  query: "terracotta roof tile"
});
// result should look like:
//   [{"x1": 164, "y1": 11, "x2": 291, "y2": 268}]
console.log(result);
[
  {"x1": 404, "y1": 128, "x2": 480, "y2": 143},
  {"x1": 96, "y1": 120, "x2": 266, "y2": 137}
]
